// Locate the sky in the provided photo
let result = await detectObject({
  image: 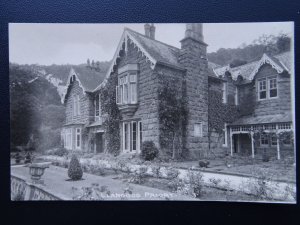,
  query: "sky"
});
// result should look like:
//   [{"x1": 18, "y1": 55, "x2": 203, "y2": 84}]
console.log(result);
[{"x1": 9, "y1": 22, "x2": 294, "y2": 65}]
